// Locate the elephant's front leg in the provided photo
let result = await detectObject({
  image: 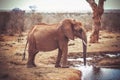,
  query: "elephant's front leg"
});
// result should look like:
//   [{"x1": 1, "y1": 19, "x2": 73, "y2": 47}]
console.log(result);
[
  {"x1": 61, "y1": 44, "x2": 69, "y2": 68},
  {"x1": 55, "y1": 48, "x2": 62, "y2": 68}
]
